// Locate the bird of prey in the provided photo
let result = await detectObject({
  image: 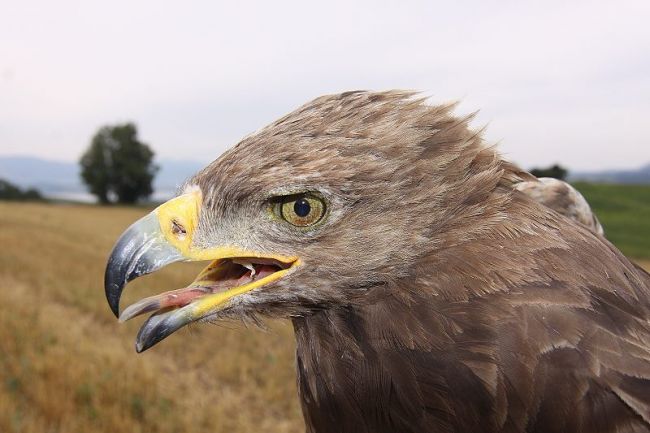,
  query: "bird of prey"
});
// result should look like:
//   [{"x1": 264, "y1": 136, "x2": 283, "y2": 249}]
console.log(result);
[
  {"x1": 105, "y1": 91, "x2": 650, "y2": 433},
  {"x1": 516, "y1": 177, "x2": 604, "y2": 236}
]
